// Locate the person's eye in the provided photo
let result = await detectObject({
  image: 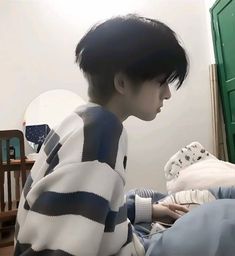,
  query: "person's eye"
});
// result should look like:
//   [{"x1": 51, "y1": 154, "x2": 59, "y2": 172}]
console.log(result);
[
  {"x1": 159, "y1": 79, "x2": 167, "y2": 86},
  {"x1": 153, "y1": 76, "x2": 167, "y2": 86}
]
